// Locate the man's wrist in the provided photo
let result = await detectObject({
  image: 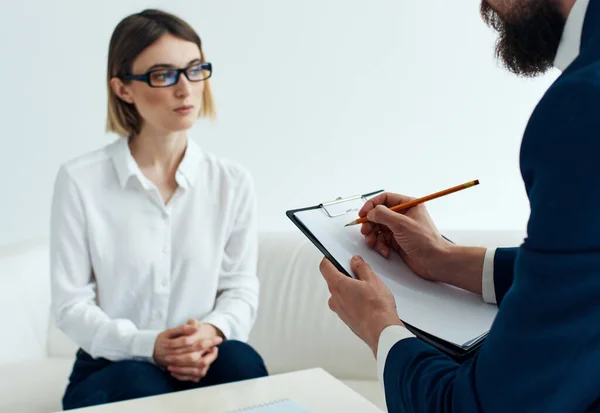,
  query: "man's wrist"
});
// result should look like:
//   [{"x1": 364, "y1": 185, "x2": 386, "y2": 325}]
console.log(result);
[
  {"x1": 369, "y1": 315, "x2": 404, "y2": 356},
  {"x1": 433, "y1": 244, "x2": 486, "y2": 295}
]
